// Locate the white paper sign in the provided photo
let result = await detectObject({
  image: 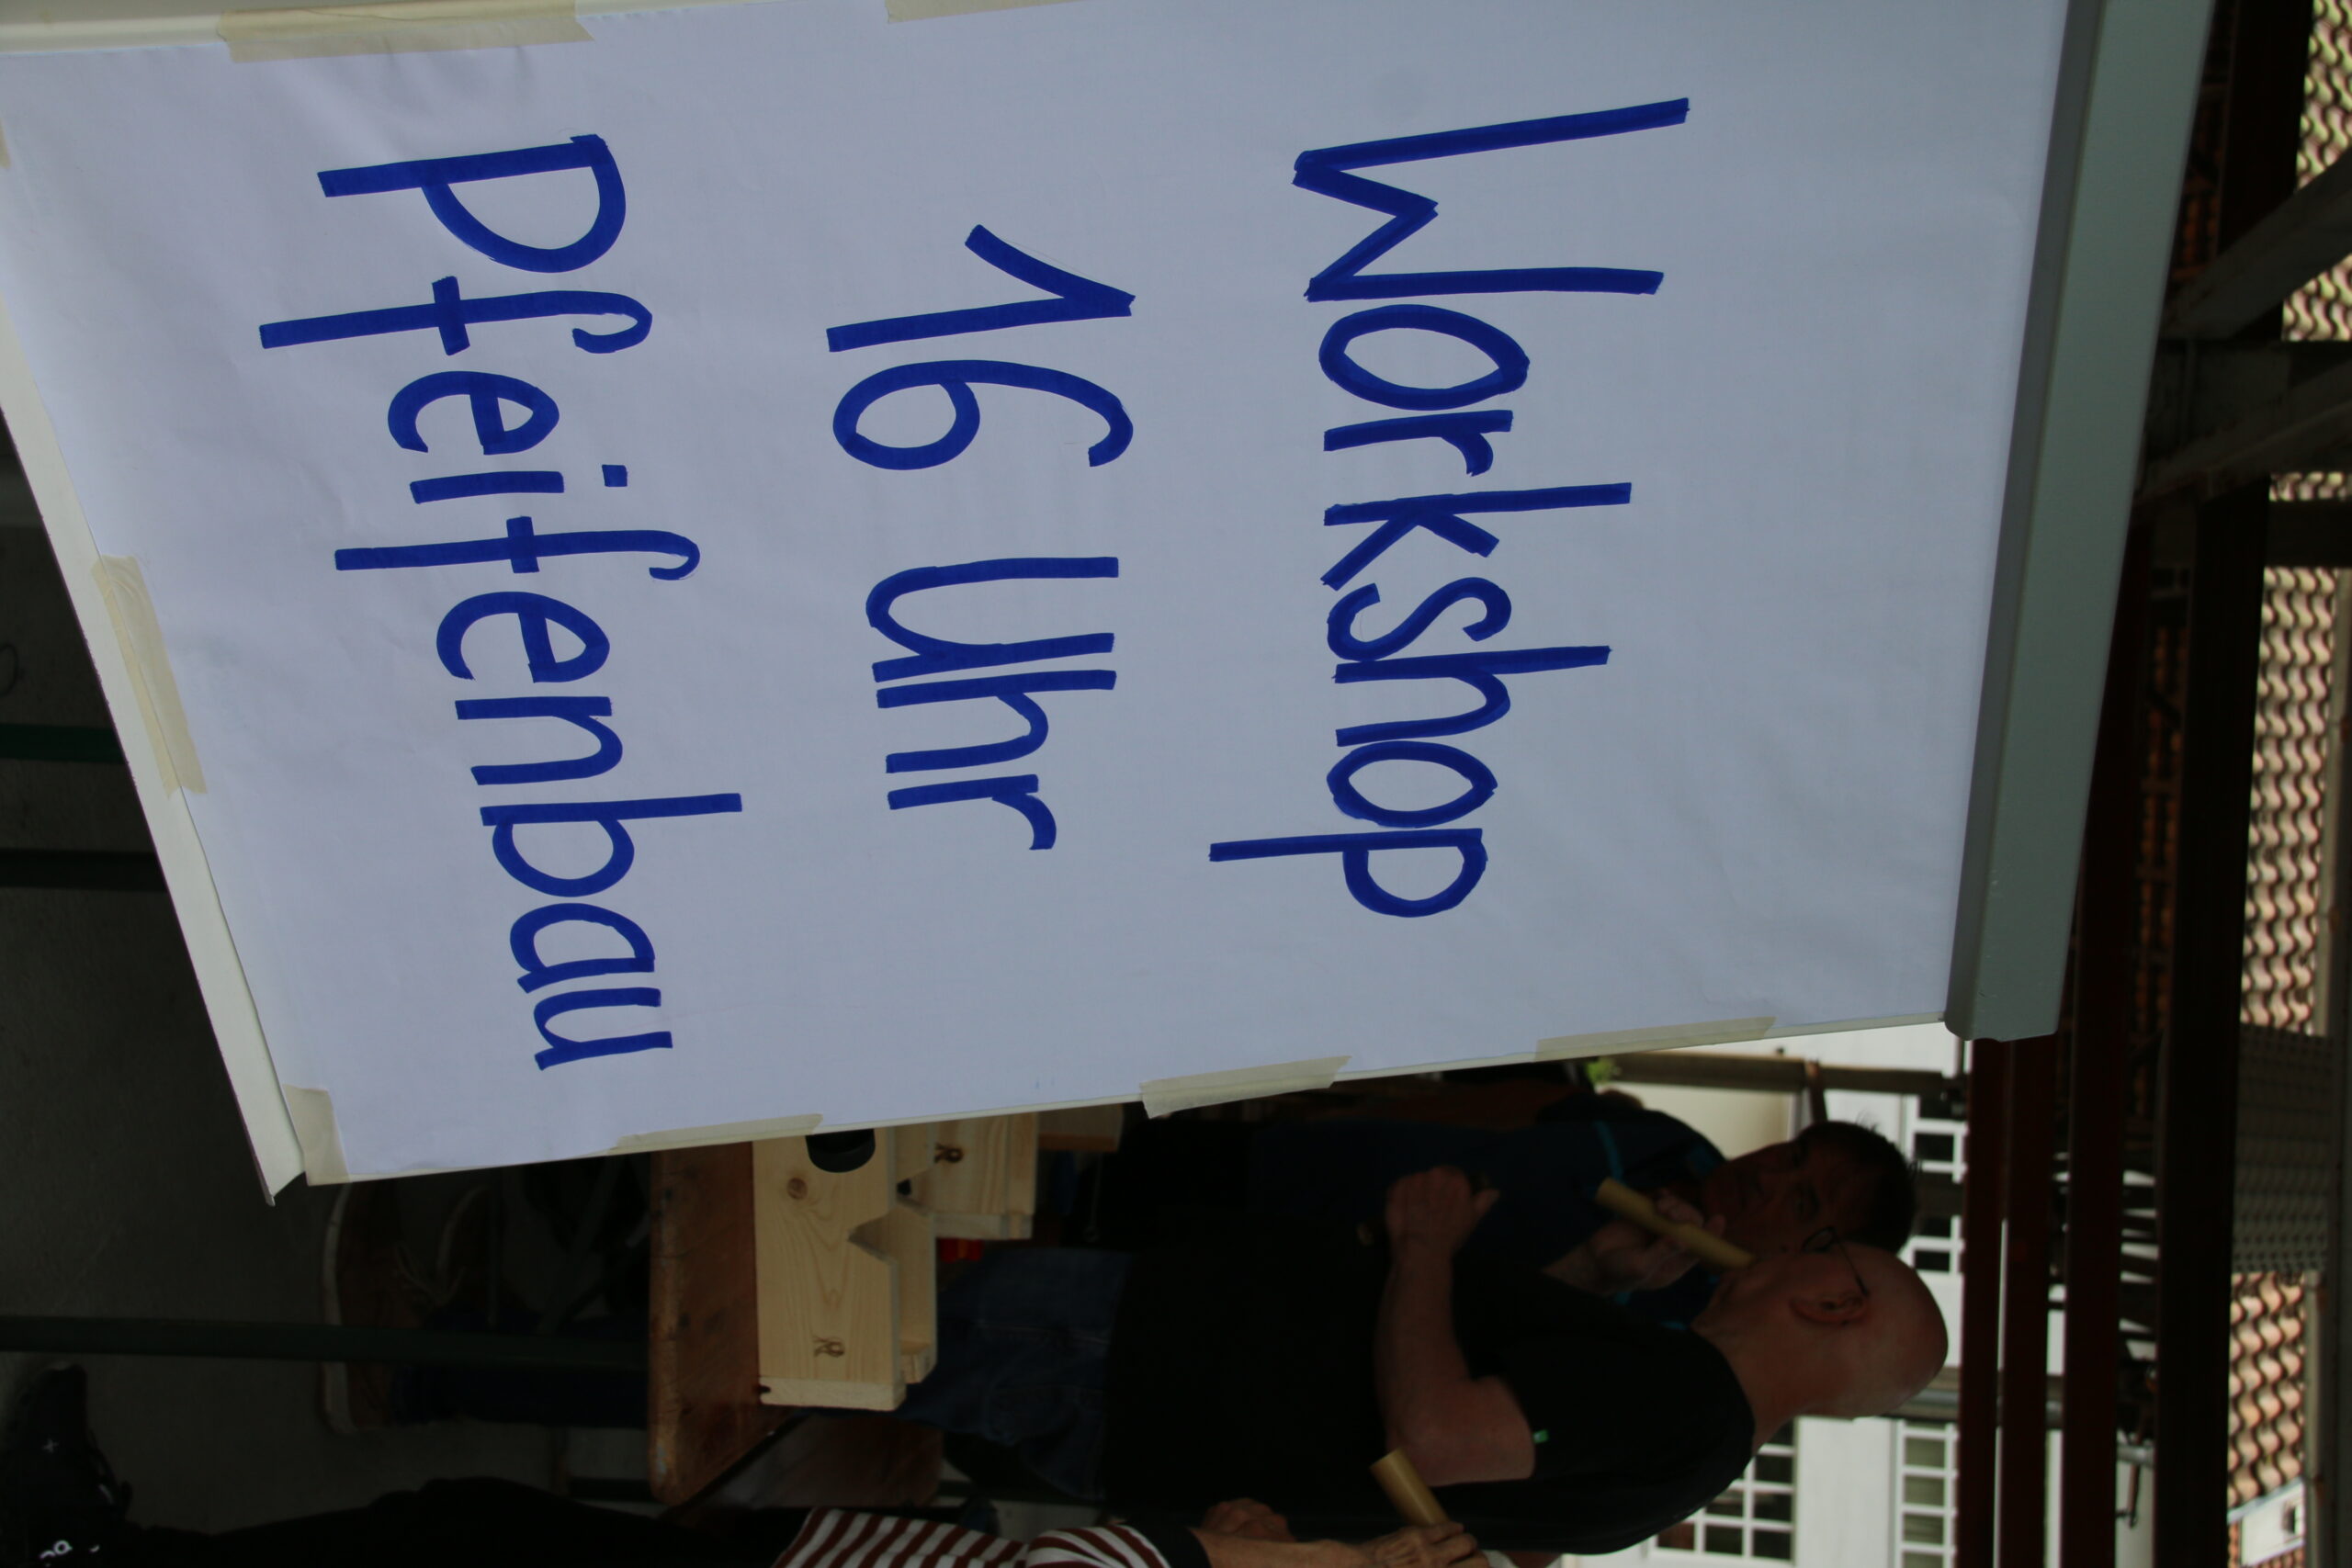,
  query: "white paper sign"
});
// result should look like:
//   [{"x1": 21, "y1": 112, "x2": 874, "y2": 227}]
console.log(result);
[{"x1": 0, "y1": 0, "x2": 2064, "y2": 1176}]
